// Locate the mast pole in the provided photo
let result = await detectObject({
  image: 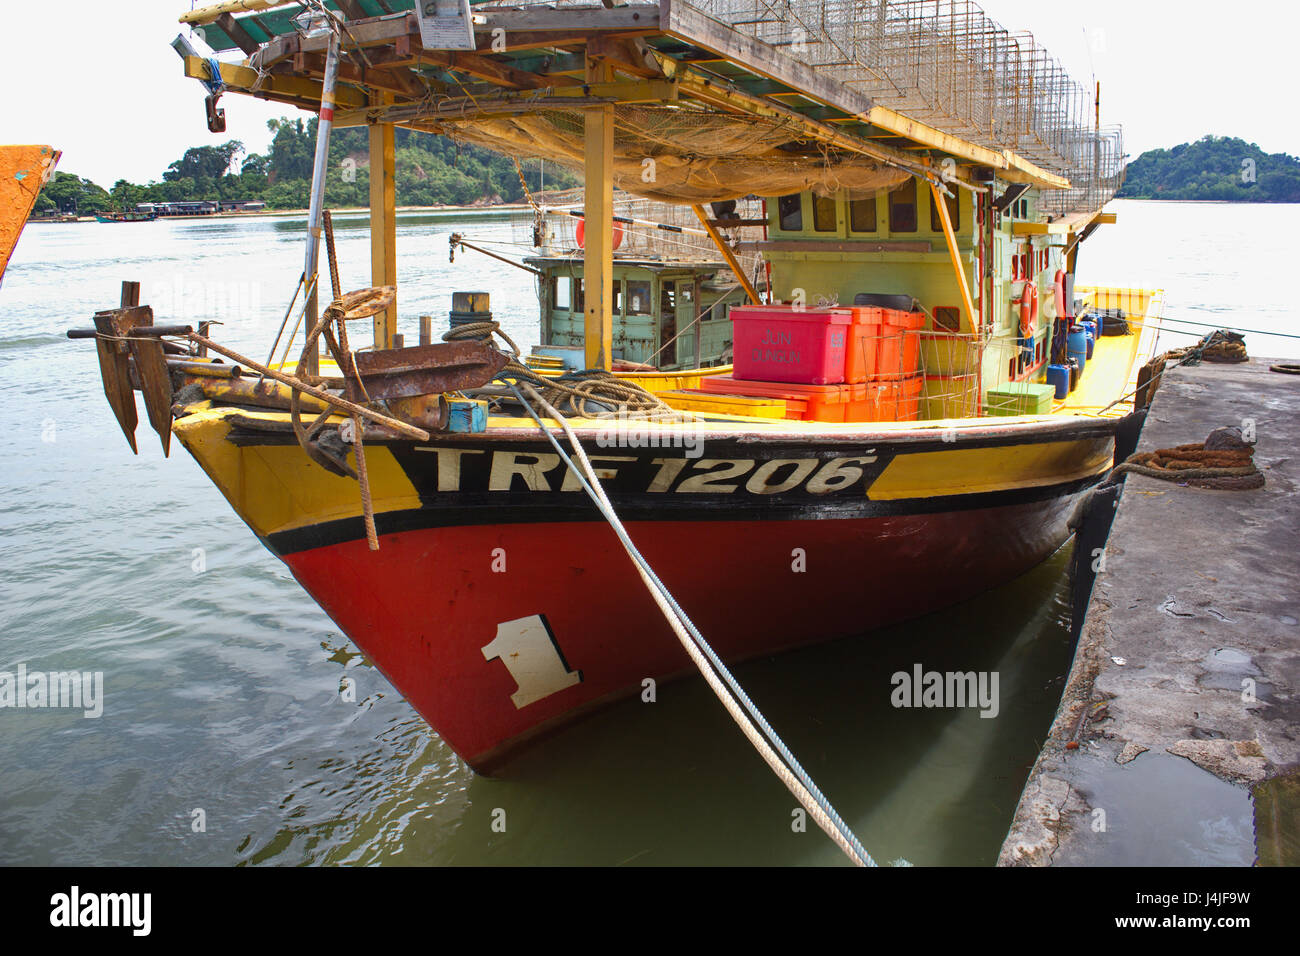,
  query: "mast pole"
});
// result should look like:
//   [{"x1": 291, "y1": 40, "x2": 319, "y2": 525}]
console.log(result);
[
  {"x1": 583, "y1": 51, "x2": 614, "y2": 372},
  {"x1": 369, "y1": 92, "x2": 398, "y2": 350},
  {"x1": 301, "y1": 30, "x2": 341, "y2": 377}
]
